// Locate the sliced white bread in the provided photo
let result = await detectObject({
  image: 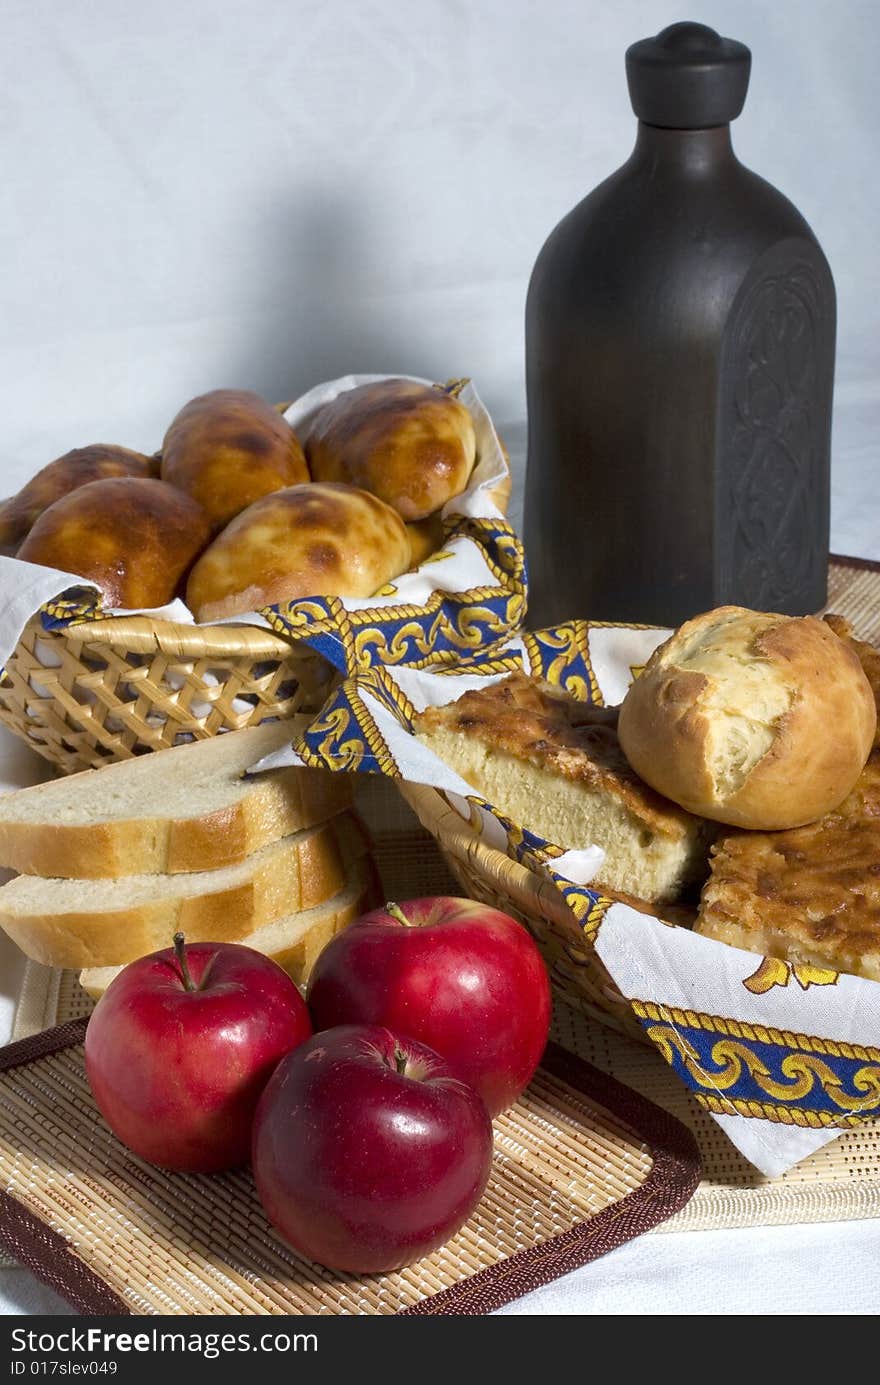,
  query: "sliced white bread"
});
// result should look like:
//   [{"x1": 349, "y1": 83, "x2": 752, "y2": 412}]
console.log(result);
[
  {"x1": 0, "y1": 720, "x2": 350, "y2": 878},
  {"x1": 0, "y1": 811, "x2": 370, "y2": 970},
  {"x1": 79, "y1": 858, "x2": 381, "y2": 999}
]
